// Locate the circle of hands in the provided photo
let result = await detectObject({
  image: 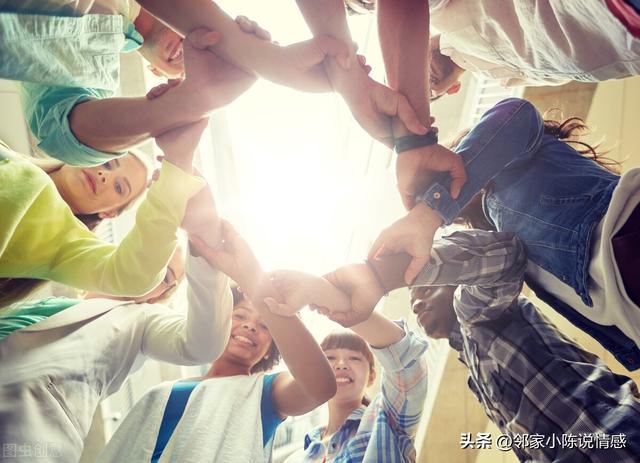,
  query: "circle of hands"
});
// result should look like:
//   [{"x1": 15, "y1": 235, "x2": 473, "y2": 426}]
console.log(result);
[
  {"x1": 190, "y1": 220, "x2": 386, "y2": 328},
  {"x1": 149, "y1": 18, "x2": 467, "y2": 325}
]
